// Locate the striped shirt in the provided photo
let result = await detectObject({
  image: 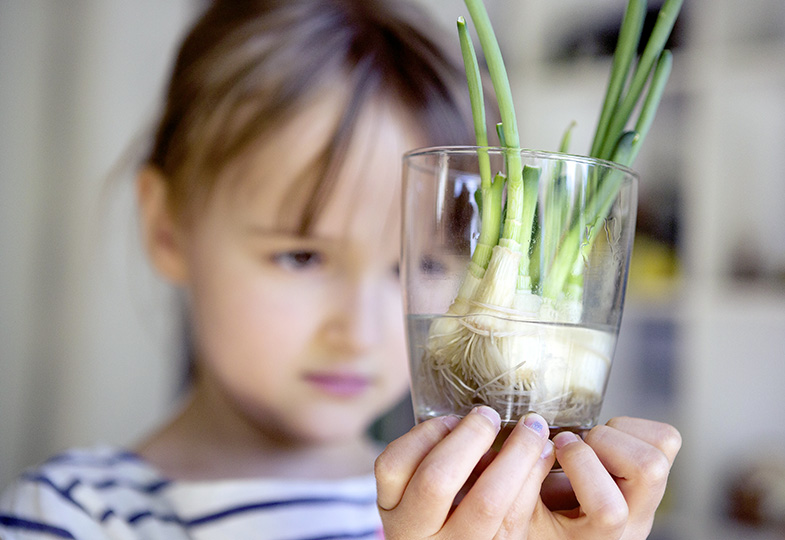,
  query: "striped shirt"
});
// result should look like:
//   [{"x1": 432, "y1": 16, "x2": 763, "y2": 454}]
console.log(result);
[{"x1": 0, "y1": 447, "x2": 383, "y2": 540}]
